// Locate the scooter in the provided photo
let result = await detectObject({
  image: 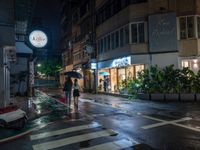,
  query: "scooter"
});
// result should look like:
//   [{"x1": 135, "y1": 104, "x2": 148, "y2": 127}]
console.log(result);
[{"x1": 0, "y1": 105, "x2": 27, "y2": 130}]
